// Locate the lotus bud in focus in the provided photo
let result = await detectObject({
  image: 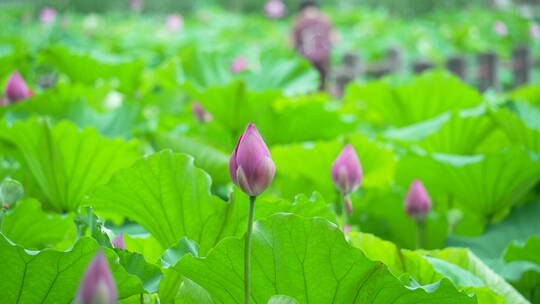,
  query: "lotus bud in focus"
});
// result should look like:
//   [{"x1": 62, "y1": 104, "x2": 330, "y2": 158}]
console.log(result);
[
  {"x1": 264, "y1": 0, "x2": 286, "y2": 19},
  {"x1": 40, "y1": 7, "x2": 56, "y2": 25},
  {"x1": 166, "y1": 14, "x2": 183, "y2": 32},
  {"x1": 231, "y1": 56, "x2": 248, "y2": 73},
  {"x1": 75, "y1": 251, "x2": 117, "y2": 304},
  {"x1": 331, "y1": 144, "x2": 362, "y2": 195},
  {"x1": 192, "y1": 101, "x2": 212, "y2": 123},
  {"x1": 0, "y1": 178, "x2": 24, "y2": 209},
  {"x1": 4, "y1": 71, "x2": 33, "y2": 105},
  {"x1": 405, "y1": 179, "x2": 432, "y2": 220},
  {"x1": 229, "y1": 123, "x2": 275, "y2": 197},
  {"x1": 111, "y1": 233, "x2": 126, "y2": 250}
]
